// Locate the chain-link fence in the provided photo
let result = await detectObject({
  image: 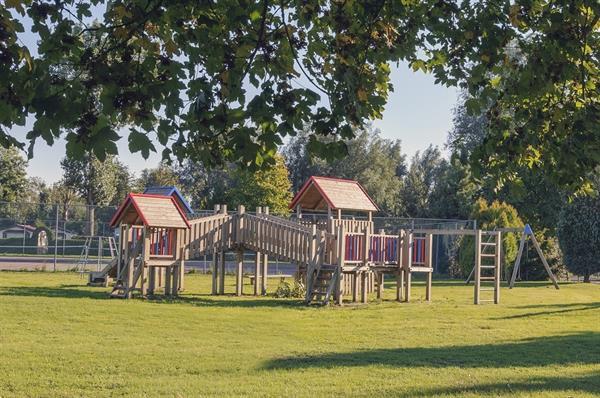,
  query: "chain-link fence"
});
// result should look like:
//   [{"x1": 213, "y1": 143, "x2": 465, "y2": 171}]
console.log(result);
[
  {"x1": 0, "y1": 201, "x2": 118, "y2": 271},
  {"x1": 0, "y1": 200, "x2": 476, "y2": 275}
]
